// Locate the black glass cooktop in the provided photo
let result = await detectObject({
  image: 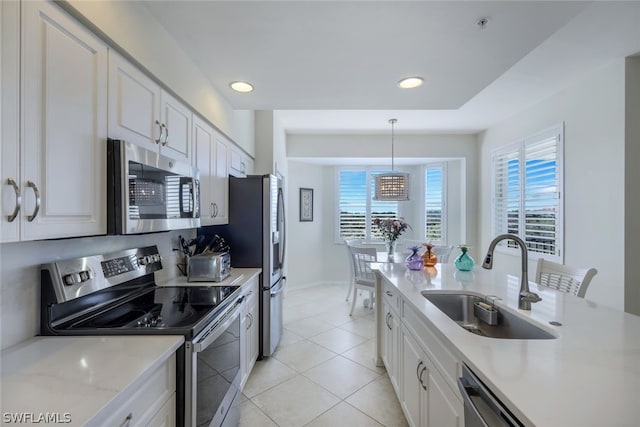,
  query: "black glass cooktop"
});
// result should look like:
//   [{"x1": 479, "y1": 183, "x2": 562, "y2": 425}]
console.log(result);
[{"x1": 60, "y1": 286, "x2": 240, "y2": 337}]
